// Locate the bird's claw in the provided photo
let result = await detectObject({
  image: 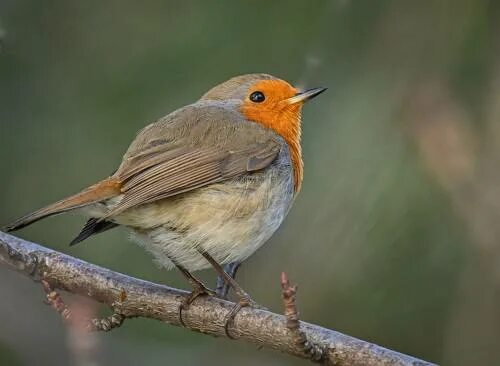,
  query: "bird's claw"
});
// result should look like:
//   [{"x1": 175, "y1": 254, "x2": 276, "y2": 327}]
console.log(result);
[
  {"x1": 179, "y1": 284, "x2": 216, "y2": 327},
  {"x1": 224, "y1": 295, "x2": 263, "y2": 339}
]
